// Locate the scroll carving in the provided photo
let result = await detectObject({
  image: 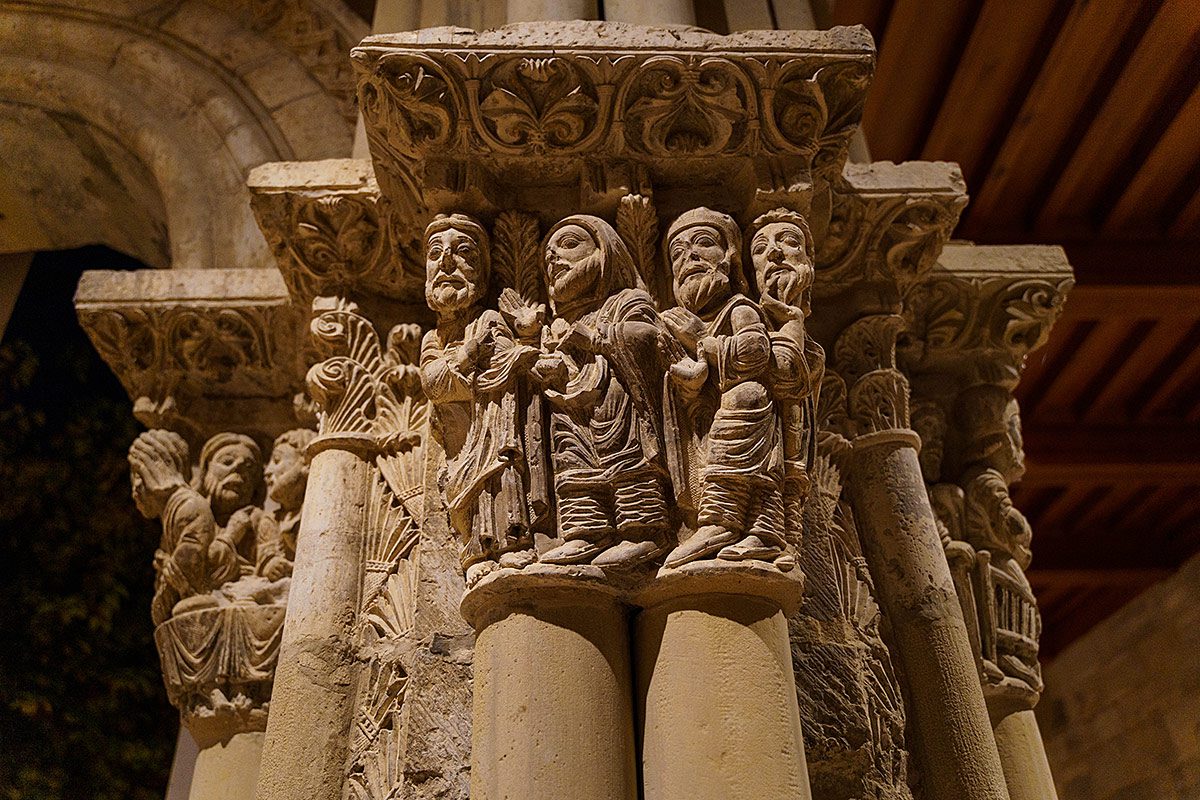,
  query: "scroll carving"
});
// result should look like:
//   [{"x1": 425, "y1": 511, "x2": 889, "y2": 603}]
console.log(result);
[{"x1": 129, "y1": 427, "x2": 314, "y2": 745}]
